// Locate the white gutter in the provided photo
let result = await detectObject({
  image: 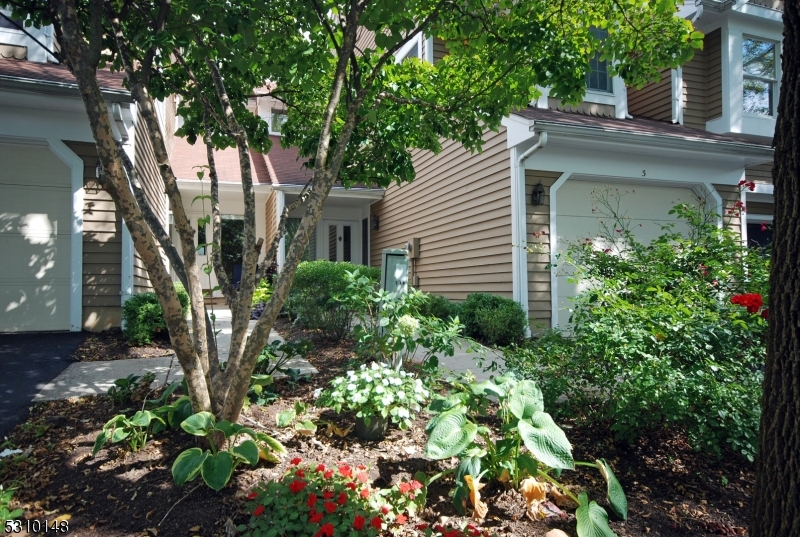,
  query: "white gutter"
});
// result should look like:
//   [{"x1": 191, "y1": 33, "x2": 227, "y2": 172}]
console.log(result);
[{"x1": 511, "y1": 131, "x2": 547, "y2": 338}]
